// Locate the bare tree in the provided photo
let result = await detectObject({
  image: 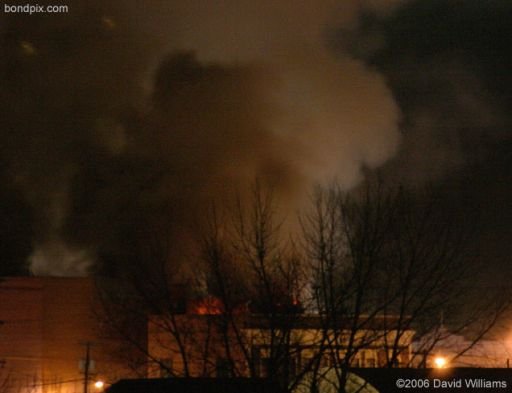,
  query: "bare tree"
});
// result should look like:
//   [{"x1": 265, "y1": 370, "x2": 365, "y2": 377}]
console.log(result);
[
  {"x1": 96, "y1": 180, "x2": 509, "y2": 393},
  {"x1": 303, "y1": 183, "x2": 401, "y2": 392},
  {"x1": 360, "y1": 184, "x2": 510, "y2": 369},
  {"x1": 199, "y1": 183, "x2": 309, "y2": 391},
  {"x1": 302, "y1": 182, "x2": 510, "y2": 392},
  {"x1": 95, "y1": 212, "x2": 199, "y2": 378},
  {"x1": 94, "y1": 186, "x2": 306, "y2": 384}
]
